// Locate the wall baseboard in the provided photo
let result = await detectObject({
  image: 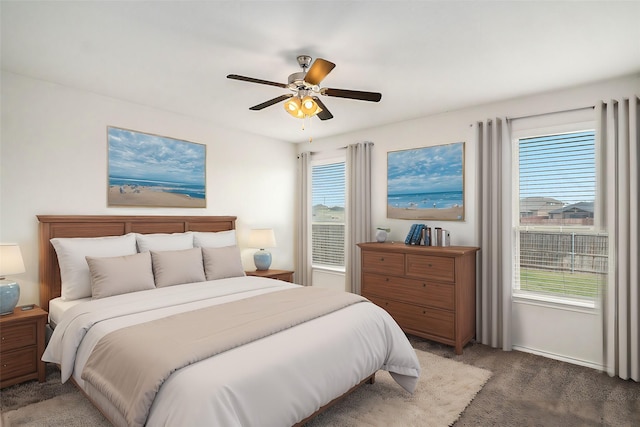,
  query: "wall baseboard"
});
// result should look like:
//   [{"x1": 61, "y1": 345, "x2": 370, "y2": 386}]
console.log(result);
[{"x1": 512, "y1": 345, "x2": 604, "y2": 371}]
